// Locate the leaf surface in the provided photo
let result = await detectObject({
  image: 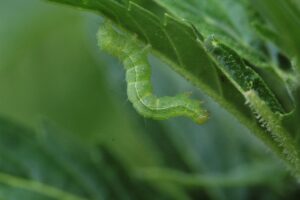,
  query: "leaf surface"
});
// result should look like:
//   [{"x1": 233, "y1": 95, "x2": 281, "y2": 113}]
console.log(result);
[{"x1": 47, "y1": 0, "x2": 300, "y2": 177}]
